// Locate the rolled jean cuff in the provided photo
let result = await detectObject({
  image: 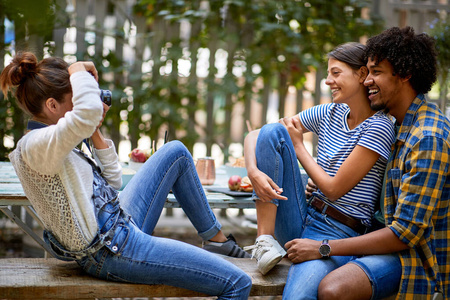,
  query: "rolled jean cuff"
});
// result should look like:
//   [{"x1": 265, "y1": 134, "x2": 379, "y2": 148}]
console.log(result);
[
  {"x1": 251, "y1": 194, "x2": 280, "y2": 206},
  {"x1": 198, "y1": 219, "x2": 222, "y2": 241},
  {"x1": 349, "y1": 253, "x2": 401, "y2": 300}
]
